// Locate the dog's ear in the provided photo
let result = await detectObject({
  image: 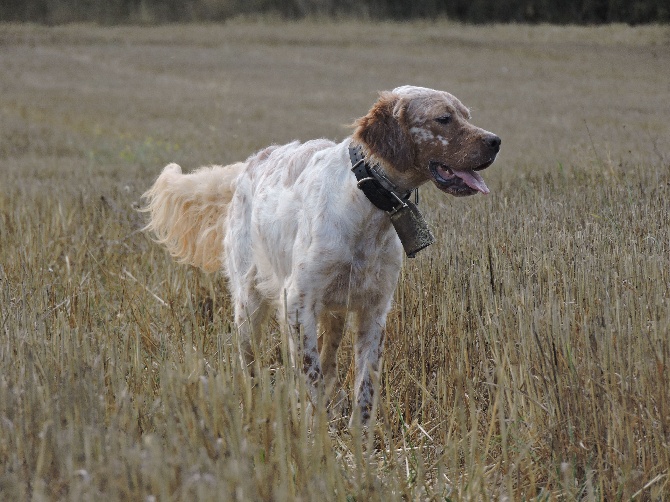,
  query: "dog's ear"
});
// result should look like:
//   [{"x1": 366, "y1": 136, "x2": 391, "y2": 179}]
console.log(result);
[{"x1": 353, "y1": 92, "x2": 415, "y2": 171}]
